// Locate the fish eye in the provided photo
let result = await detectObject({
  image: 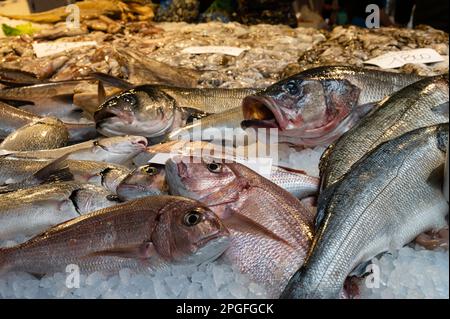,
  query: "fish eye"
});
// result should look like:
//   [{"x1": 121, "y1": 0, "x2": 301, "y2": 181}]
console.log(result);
[
  {"x1": 106, "y1": 194, "x2": 120, "y2": 202},
  {"x1": 141, "y1": 165, "x2": 158, "y2": 175},
  {"x1": 122, "y1": 93, "x2": 137, "y2": 106},
  {"x1": 207, "y1": 162, "x2": 222, "y2": 173},
  {"x1": 284, "y1": 81, "x2": 299, "y2": 95},
  {"x1": 183, "y1": 209, "x2": 203, "y2": 227}
]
